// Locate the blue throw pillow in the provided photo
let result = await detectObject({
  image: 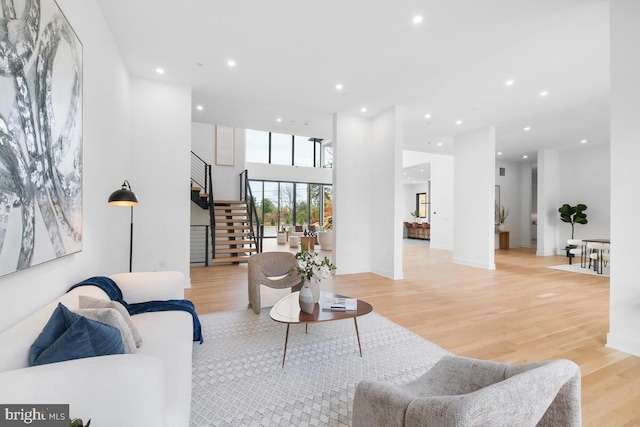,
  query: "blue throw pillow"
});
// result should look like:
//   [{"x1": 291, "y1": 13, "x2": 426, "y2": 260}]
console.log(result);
[{"x1": 29, "y1": 303, "x2": 124, "y2": 366}]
